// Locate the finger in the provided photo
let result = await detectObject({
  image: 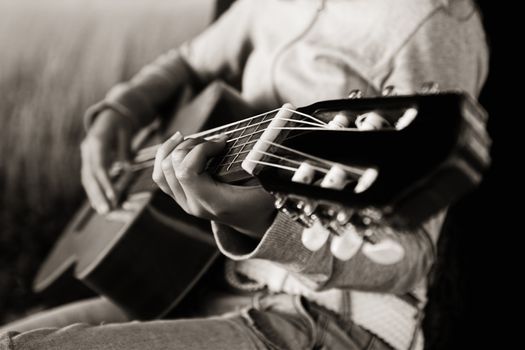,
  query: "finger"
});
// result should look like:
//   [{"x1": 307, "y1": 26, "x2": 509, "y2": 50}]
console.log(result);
[
  {"x1": 90, "y1": 146, "x2": 117, "y2": 208},
  {"x1": 159, "y1": 156, "x2": 177, "y2": 199},
  {"x1": 175, "y1": 135, "x2": 228, "y2": 183},
  {"x1": 170, "y1": 137, "x2": 207, "y2": 167},
  {"x1": 81, "y1": 139, "x2": 112, "y2": 213},
  {"x1": 171, "y1": 136, "x2": 227, "y2": 217},
  {"x1": 152, "y1": 132, "x2": 184, "y2": 194},
  {"x1": 81, "y1": 165, "x2": 110, "y2": 214},
  {"x1": 166, "y1": 138, "x2": 207, "y2": 210}
]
